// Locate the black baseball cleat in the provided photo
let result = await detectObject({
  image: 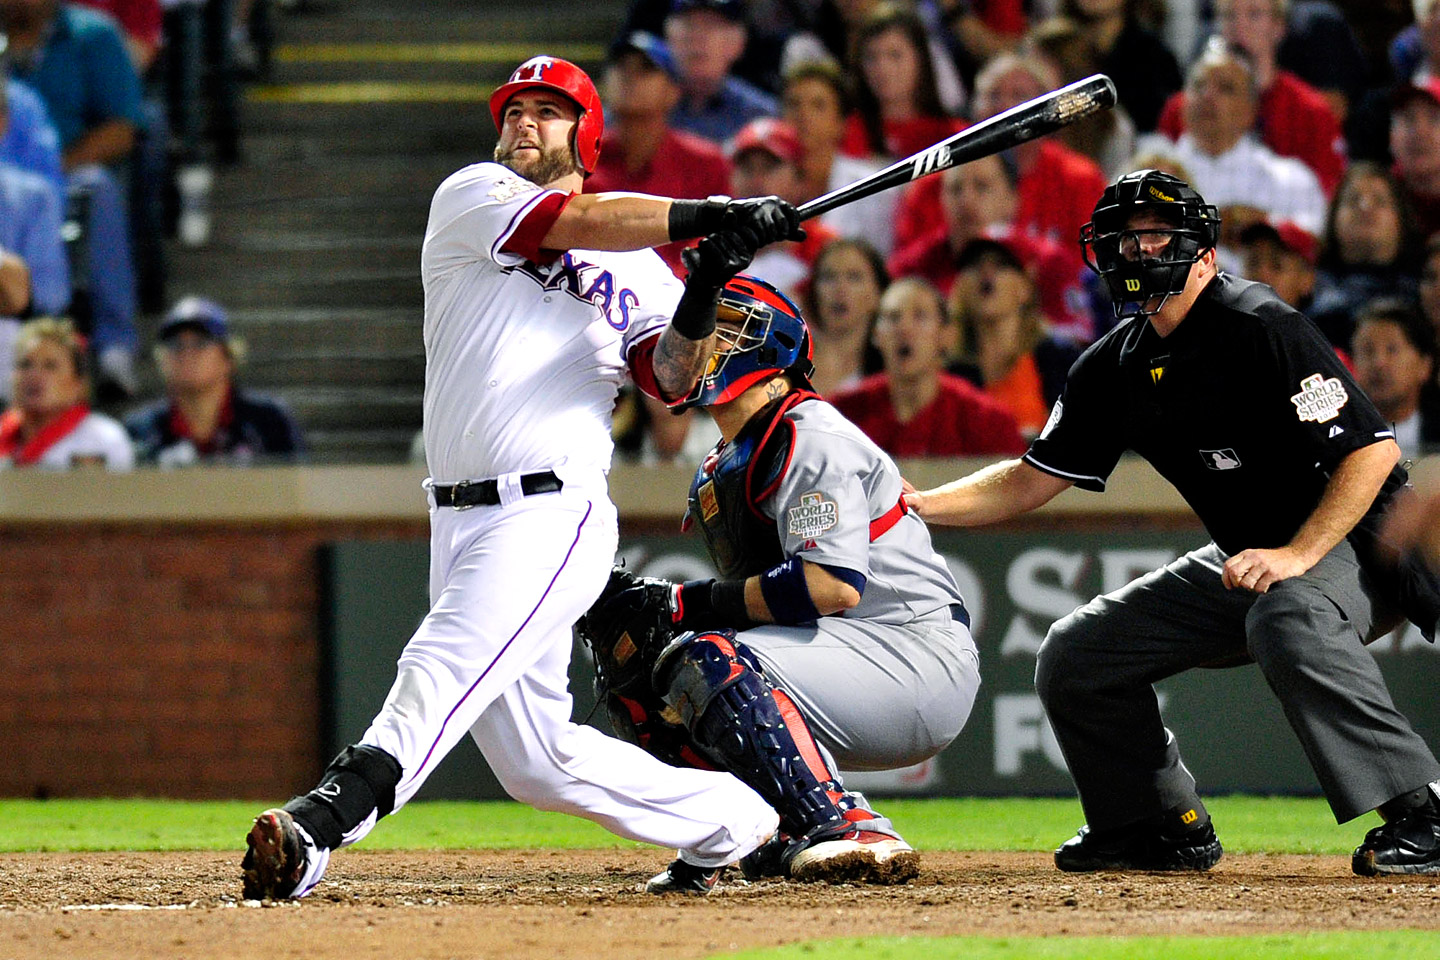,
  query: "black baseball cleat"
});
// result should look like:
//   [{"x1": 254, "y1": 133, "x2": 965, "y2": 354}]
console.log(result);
[
  {"x1": 643, "y1": 858, "x2": 723, "y2": 895},
  {"x1": 1055, "y1": 818, "x2": 1223, "y2": 872},
  {"x1": 241, "y1": 808, "x2": 306, "y2": 899},
  {"x1": 1353, "y1": 803, "x2": 1440, "y2": 875}
]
